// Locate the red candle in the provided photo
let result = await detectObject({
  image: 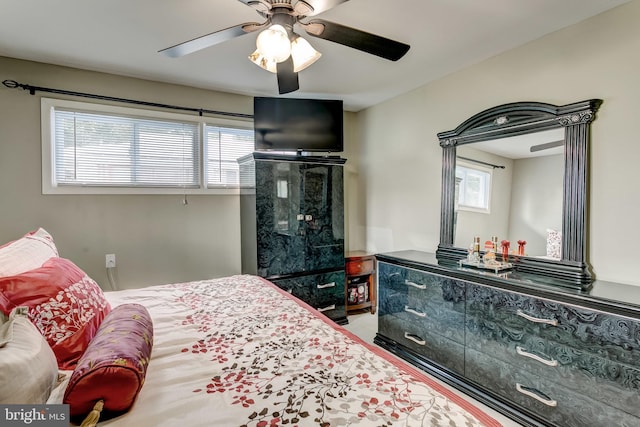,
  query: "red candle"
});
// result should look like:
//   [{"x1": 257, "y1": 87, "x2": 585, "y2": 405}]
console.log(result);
[
  {"x1": 501, "y1": 240, "x2": 510, "y2": 263},
  {"x1": 517, "y1": 240, "x2": 527, "y2": 256}
]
